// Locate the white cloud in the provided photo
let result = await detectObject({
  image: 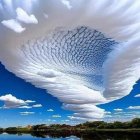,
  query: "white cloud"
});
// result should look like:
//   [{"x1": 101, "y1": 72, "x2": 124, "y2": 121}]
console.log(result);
[
  {"x1": 105, "y1": 111, "x2": 111, "y2": 114},
  {"x1": 1, "y1": 0, "x2": 140, "y2": 121},
  {"x1": 52, "y1": 115, "x2": 61, "y2": 118},
  {"x1": 20, "y1": 111, "x2": 35, "y2": 115},
  {"x1": 1, "y1": 19, "x2": 25, "y2": 33},
  {"x1": 134, "y1": 94, "x2": 140, "y2": 97},
  {"x1": 127, "y1": 106, "x2": 140, "y2": 110},
  {"x1": 25, "y1": 100, "x2": 36, "y2": 103},
  {"x1": 0, "y1": 94, "x2": 26, "y2": 108},
  {"x1": 47, "y1": 109, "x2": 54, "y2": 112},
  {"x1": 32, "y1": 104, "x2": 42, "y2": 108},
  {"x1": 63, "y1": 104, "x2": 105, "y2": 119},
  {"x1": 61, "y1": 0, "x2": 72, "y2": 9},
  {"x1": 0, "y1": 94, "x2": 39, "y2": 109},
  {"x1": 16, "y1": 7, "x2": 38, "y2": 24},
  {"x1": 114, "y1": 108, "x2": 123, "y2": 112},
  {"x1": 18, "y1": 105, "x2": 32, "y2": 109}
]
